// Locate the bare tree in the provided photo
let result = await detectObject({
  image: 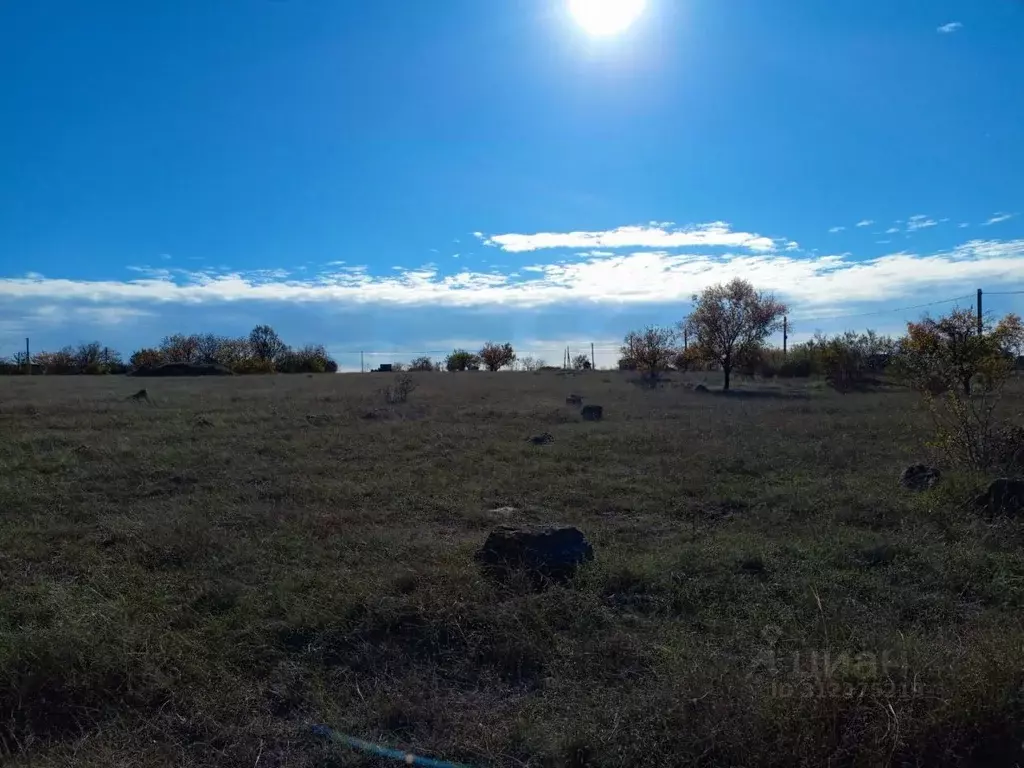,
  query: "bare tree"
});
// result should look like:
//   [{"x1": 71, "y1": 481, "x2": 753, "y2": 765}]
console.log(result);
[
  {"x1": 249, "y1": 325, "x2": 287, "y2": 364},
  {"x1": 620, "y1": 326, "x2": 678, "y2": 384},
  {"x1": 160, "y1": 333, "x2": 201, "y2": 364},
  {"x1": 571, "y1": 353, "x2": 592, "y2": 370},
  {"x1": 409, "y1": 356, "x2": 435, "y2": 372},
  {"x1": 686, "y1": 278, "x2": 787, "y2": 391},
  {"x1": 519, "y1": 355, "x2": 544, "y2": 372}
]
